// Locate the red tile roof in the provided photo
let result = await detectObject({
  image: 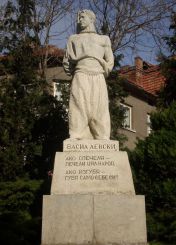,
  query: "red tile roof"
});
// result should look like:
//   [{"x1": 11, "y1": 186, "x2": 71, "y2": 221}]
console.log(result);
[
  {"x1": 33, "y1": 45, "x2": 64, "y2": 57},
  {"x1": 0, "y1": 45, "x2": 64, "y2": 74},
  {"x1": 119, "y1": 59, "x2": 165, "y2": 96}
]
